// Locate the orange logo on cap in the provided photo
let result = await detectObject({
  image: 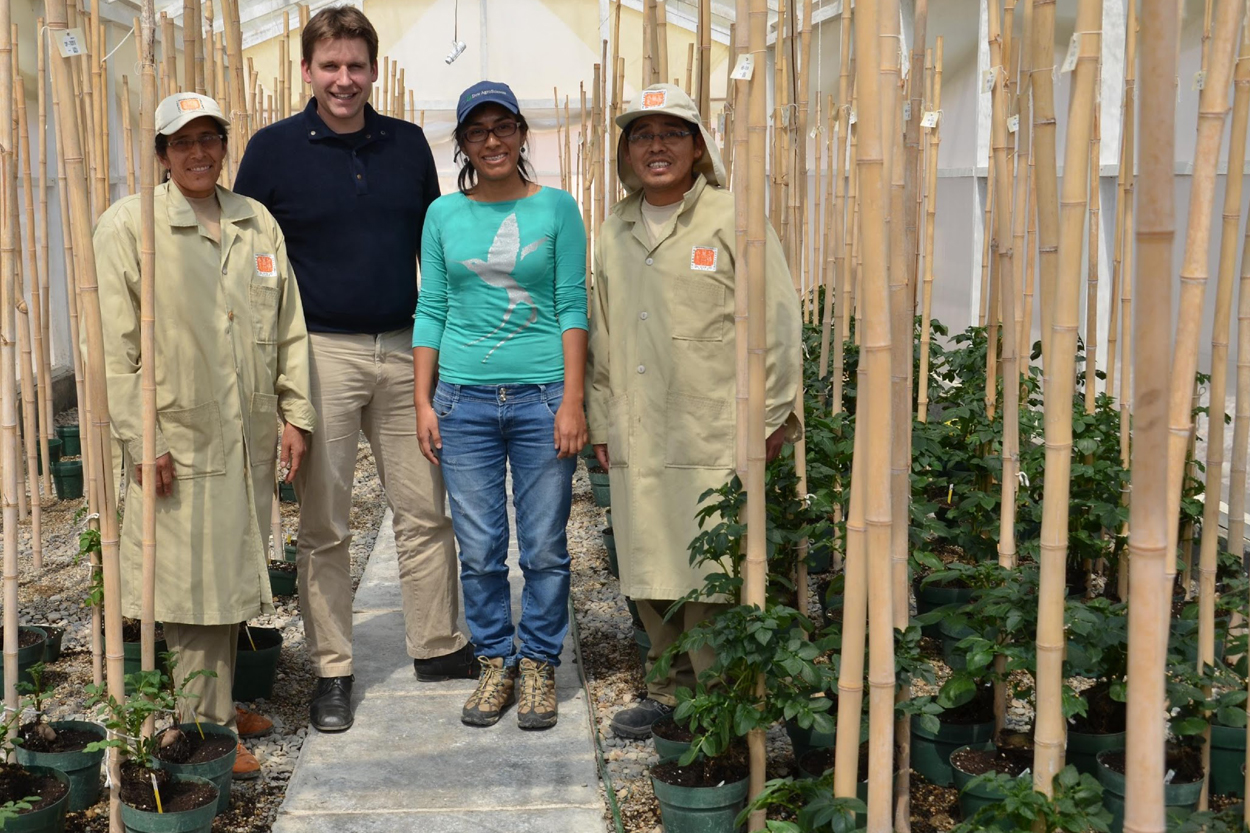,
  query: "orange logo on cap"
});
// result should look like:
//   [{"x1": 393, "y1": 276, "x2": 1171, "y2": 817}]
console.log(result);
[
  {"x1": 642, "y1": 90, "x2": 668, "y2": 109},
  {"x1": 178, "y1": 98, "x2": 203, "y2": 111},
  {"x1": 691, "y1": 247, "x2": 718, "y2": 271},
  {"x1": 256, "y1": 255, "x2": 275, "y2": 274}
]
